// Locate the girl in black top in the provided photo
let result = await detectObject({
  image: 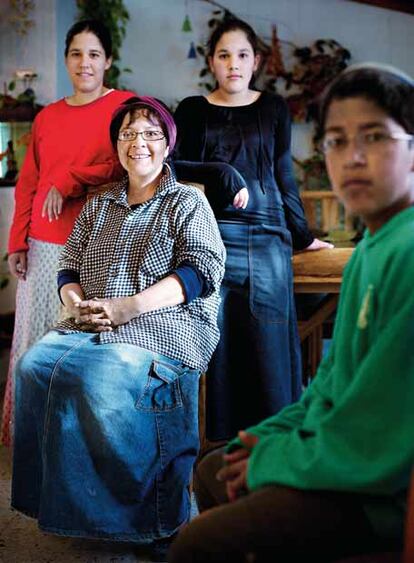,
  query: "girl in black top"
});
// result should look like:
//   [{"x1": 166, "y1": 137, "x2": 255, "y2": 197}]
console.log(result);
[{"x1": 174, "y1": 18, "x2": 331, "y2": 441}]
